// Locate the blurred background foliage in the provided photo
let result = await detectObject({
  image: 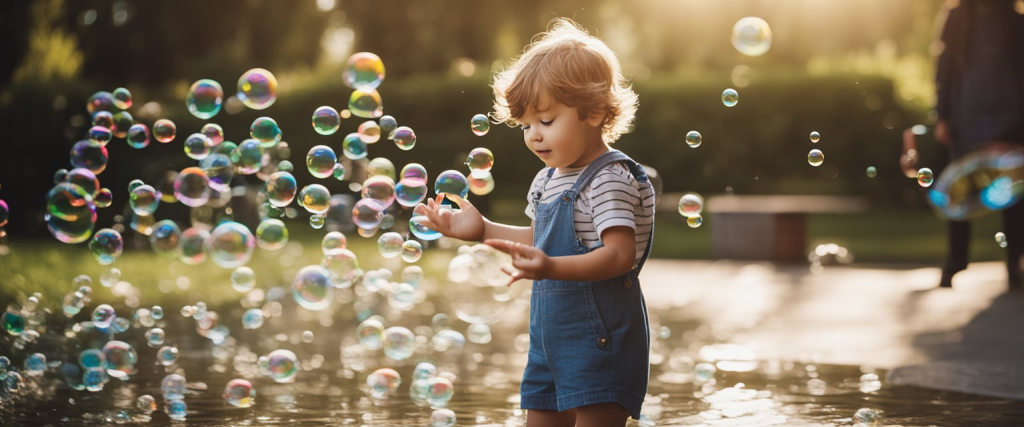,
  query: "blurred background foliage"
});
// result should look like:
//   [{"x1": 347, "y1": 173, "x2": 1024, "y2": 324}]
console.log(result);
[{"x1": 1, "y1": 0, "x2": 976, "y2": 257}]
